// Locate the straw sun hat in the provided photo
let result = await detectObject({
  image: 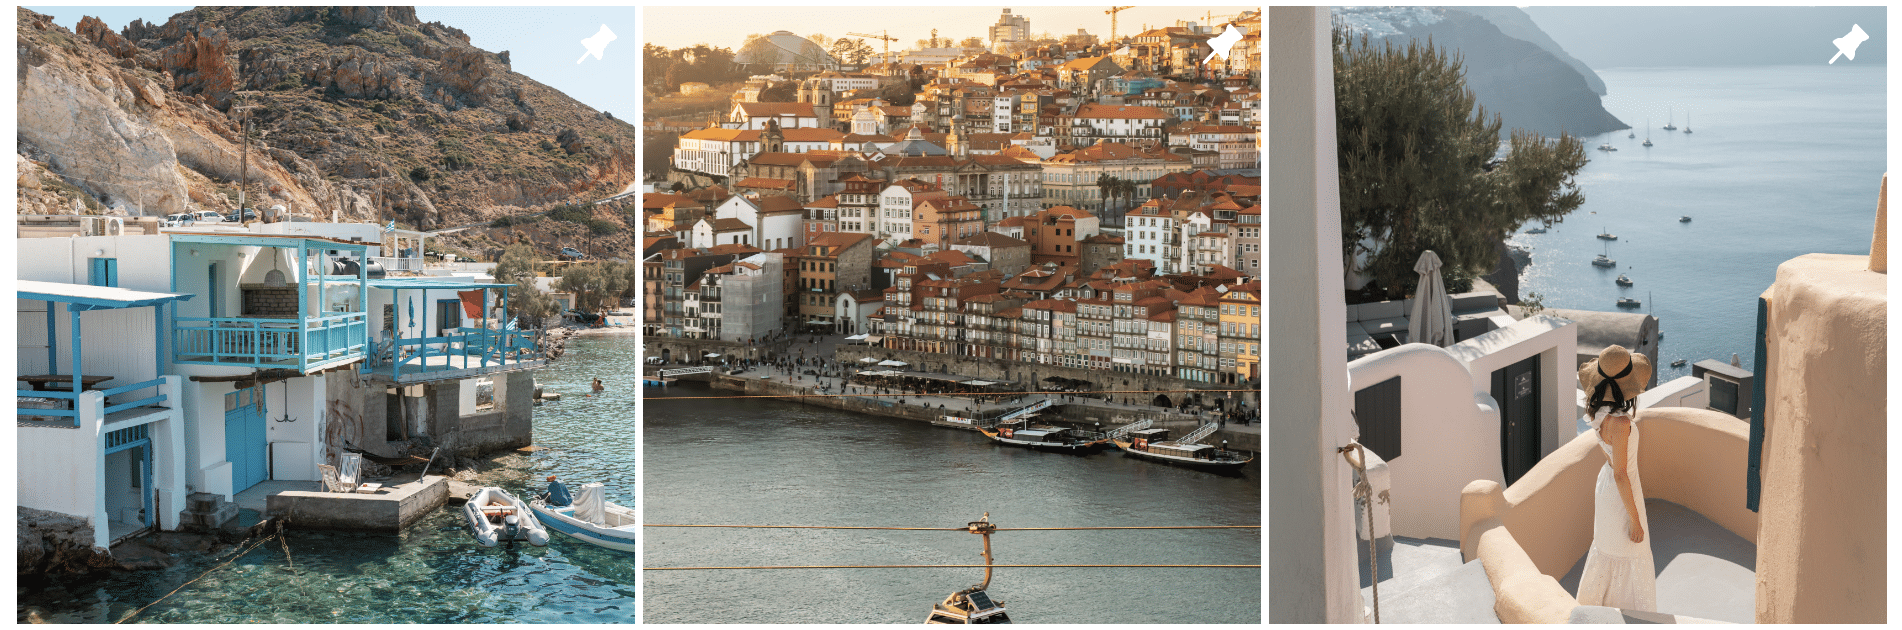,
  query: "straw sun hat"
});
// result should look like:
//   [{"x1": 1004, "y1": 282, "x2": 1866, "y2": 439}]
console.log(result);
[{"x1": 1579, "y1": 345, "x2": 1652, "y2": 412}]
